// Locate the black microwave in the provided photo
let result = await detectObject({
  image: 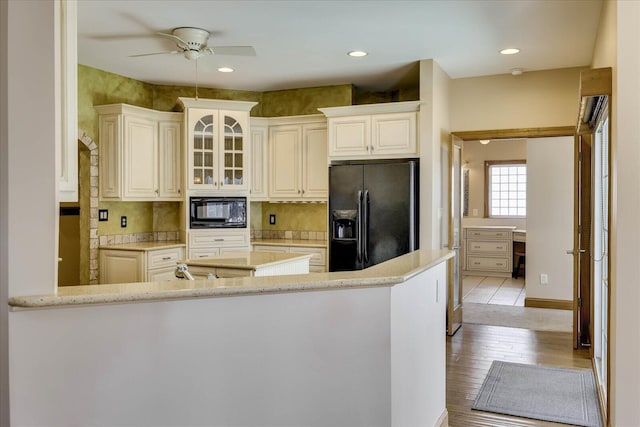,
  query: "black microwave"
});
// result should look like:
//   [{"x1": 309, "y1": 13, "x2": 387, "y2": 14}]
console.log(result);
[{"x1": 190, "y1": 197, "x2": 247, "y2": 229}]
